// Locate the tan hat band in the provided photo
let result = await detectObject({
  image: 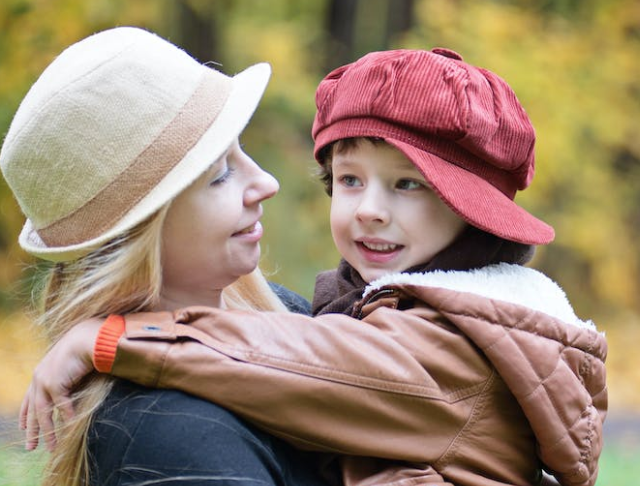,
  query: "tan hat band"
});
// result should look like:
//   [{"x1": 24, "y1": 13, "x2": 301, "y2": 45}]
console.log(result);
[{"x1": 37, "y1": 71, "x2": 231, "y2": 247}]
